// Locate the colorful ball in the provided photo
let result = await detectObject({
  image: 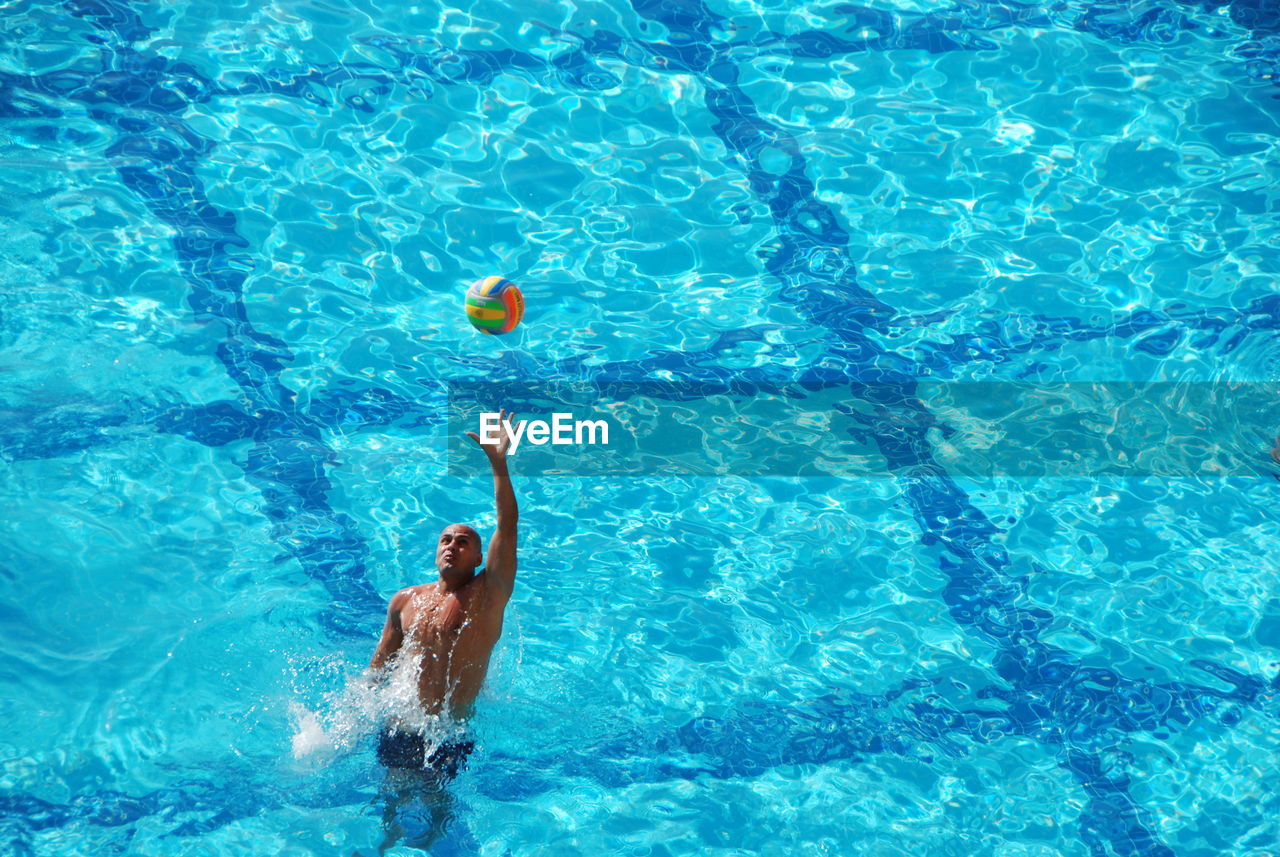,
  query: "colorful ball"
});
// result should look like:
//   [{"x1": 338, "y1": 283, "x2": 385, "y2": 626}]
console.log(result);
[{"x1": 465, "y1": 276, "x2": 524, "y2": 335}]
